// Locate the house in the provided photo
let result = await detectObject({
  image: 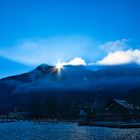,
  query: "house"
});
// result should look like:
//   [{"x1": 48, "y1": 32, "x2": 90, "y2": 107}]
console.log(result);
[
  {"x1": 95, "y1": 99, "x2": 140, "y2": 121},
  {"x1": 79, "y1": 99, "x2": 140, "y2": 122}
]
